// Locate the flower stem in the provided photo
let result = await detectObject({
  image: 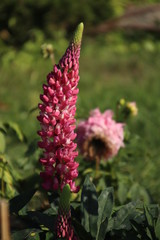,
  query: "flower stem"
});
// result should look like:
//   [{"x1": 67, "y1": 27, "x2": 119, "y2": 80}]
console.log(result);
[
  {"x1": 95, "y1": 156, "x2": 100, "y2": 179},
  {"x1": 1, "y1": 162, "x2": 7, "y2": 198}
]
